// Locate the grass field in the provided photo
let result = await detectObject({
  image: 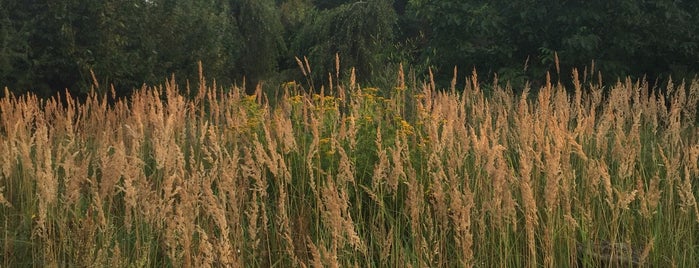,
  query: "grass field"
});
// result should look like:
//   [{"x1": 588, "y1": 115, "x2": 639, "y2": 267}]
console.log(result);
[{"x1": 1, "y1": 63, "x2": 698, "y2": 267}]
